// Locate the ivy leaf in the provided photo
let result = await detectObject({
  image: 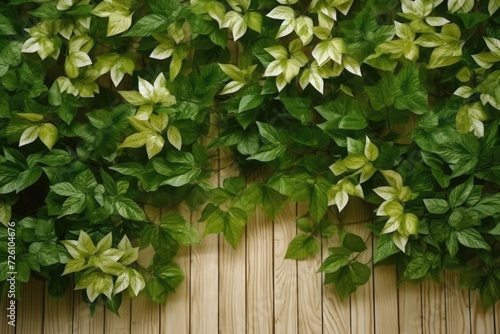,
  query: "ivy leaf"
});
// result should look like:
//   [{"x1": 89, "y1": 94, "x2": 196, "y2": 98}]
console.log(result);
[
  {"x1": 284, "y1": 234, "x2": 320, "y2": 259},
  {"x1": 114, "y1": 197, "x2": 148, "y2": 221},
  {"x1": 343, "y1": 233, "x2": 367, "y2": 253},
  {"x1": 247, "y1": 145, "x2": 286, "y2": 162},
  {"x1": 423, "y1": 198, "x2": 449, "y2": 214},
  {"x1": 448, "y1": 177, "x2": 473, "y2": 208},
  {"x1": 374, "y1": 234, "x2": 399, "y2": 263},
  {"x1": 456, "y1": 228, "x2": 490, "y2": 250},
  {"x1": 365, "y1": 74, "x2": 395, "y2": 110},
  {"x1": 349, "y1": 261, "x2": 371, "y2": 285},
  {"x1": 318, "y1": 247, "x2": 352, "y2": 273},
  {"x1": 160, "y1": 212, "x2": 200, "y2": 245},
  {"x1": 393, "y1": 63, "x2": 428, "y2": 114},
  {"x1": 123, "y1": 14, "x2": 169, "y2": 37},
  {"x1": 404, "y1": 256, "x2": 431, "y2": 280},
  {"x1": 239, "y1": 95, "x2": 265, "y2": 113}
]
